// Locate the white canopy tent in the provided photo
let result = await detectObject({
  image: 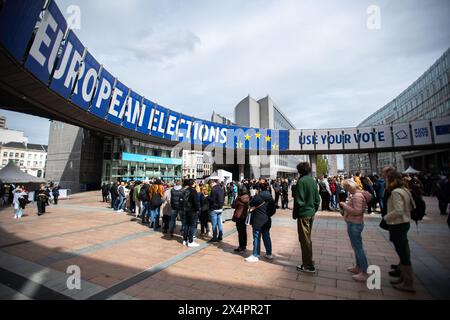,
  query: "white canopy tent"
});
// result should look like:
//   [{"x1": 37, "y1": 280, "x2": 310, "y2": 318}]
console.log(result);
[
  {"x1": 403, "y1": 166, "x2": 421, "y2": 174},
  {"x1": 205, "y1": 169, "x2": 233, "y2": 183}
]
